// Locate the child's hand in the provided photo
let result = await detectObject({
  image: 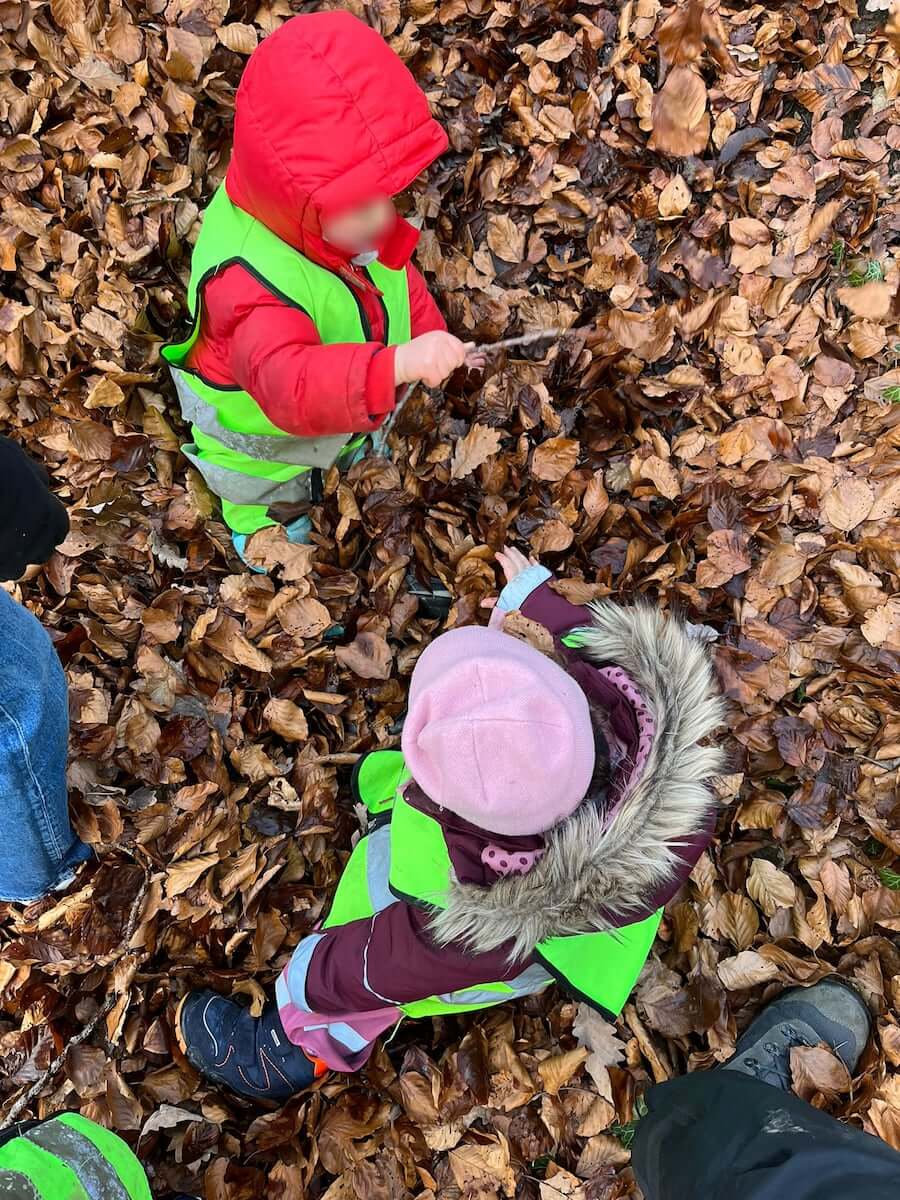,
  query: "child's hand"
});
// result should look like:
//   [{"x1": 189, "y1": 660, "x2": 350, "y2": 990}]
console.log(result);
[
  {"x1": 496, "y1": 545, "x2": 537, "y2": 583},
  {"x1": 394, "y1": 332, "x2": 476, "y2": 388}
]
